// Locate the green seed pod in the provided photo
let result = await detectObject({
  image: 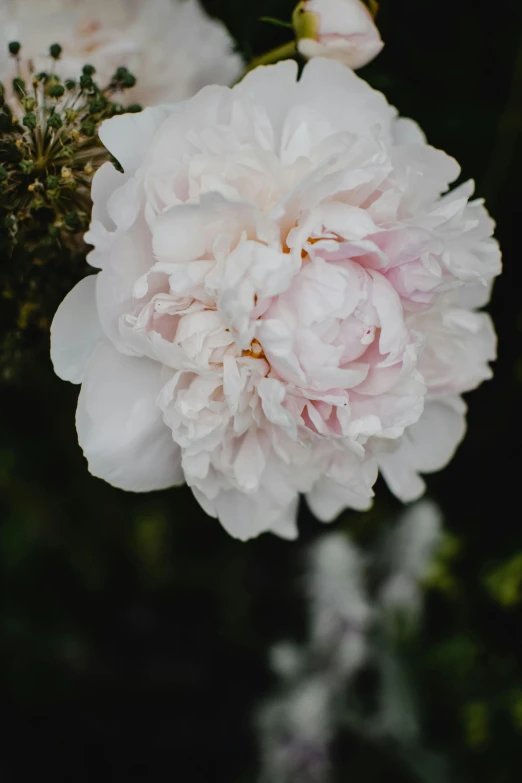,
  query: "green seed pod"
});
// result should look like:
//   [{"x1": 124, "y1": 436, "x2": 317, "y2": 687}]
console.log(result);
[
  {"x1": 47, "y1": 114, "x2": 63, "y2": 129},
  {"x1": 23, "y1": 113, "x2": 37, "y2": 130},
  {"x1": 49, "y1": 43, "x2": 62, "y2": 59},
  {"x1": 49, "y1": 84, "x2": 65, "y2": 98},
  {"x1": 81, "y1": 120, "x2": 96, "y2": 137},
  {"x1": 88, "y1": 98, "x2": 106, "y2": 115},
  {"x1": 79, "y1": 74, "x2": 94, "y2": 91}
]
